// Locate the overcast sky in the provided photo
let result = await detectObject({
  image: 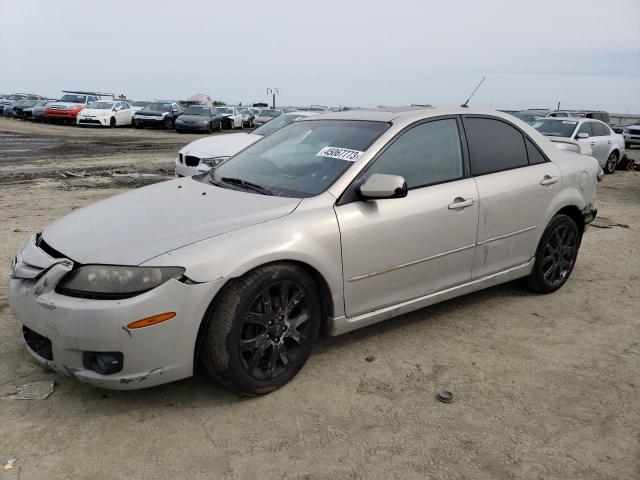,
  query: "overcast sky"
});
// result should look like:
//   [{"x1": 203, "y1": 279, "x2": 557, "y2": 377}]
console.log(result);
[{"x1": 1, "y1": 0, "x2": 639, "y2": 112}]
